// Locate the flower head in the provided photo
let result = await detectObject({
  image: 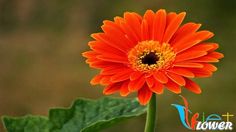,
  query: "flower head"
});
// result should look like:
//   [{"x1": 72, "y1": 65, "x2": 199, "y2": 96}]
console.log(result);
[{"x1": 83, "y1": 9, "x2": 224, "y2": 105}]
